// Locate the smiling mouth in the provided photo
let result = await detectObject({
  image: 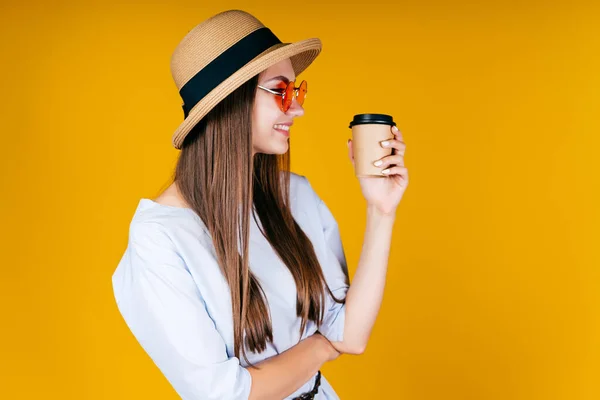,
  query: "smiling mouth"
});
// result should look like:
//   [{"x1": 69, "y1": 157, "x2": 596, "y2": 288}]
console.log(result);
[{"x1": 274, "y1": 126, "x2": 290, "y2": 136}]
